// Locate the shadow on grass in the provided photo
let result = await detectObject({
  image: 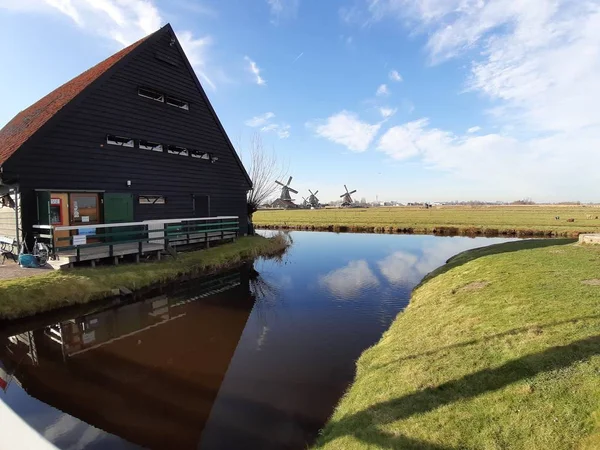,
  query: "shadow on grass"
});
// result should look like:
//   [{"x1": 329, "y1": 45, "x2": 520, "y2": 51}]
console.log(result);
[
  {"x1": 418, "y1": 238, "x2": 576, "y2": 287},
  {"x1": 316, "y1": 334, "x2": 600, "y2": 449},
  {"x1": 371, "y1": 313, "x2": 600, "y2": 372}
]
